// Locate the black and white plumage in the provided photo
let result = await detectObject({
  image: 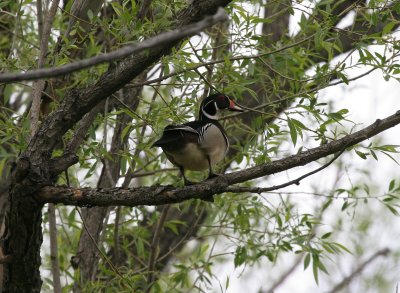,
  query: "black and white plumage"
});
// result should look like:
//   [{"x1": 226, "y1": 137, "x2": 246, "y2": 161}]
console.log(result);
[{"x1": 152, "y1": 94, "x2": 244, "y2": 185}]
